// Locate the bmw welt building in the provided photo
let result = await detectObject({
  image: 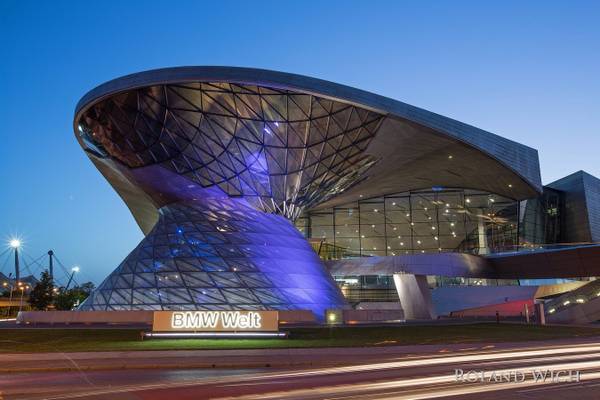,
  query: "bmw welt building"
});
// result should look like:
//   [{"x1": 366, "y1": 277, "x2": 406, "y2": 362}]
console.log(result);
[{"x1": 74, "y1": 67, "x2": 600, "y2": 321}]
